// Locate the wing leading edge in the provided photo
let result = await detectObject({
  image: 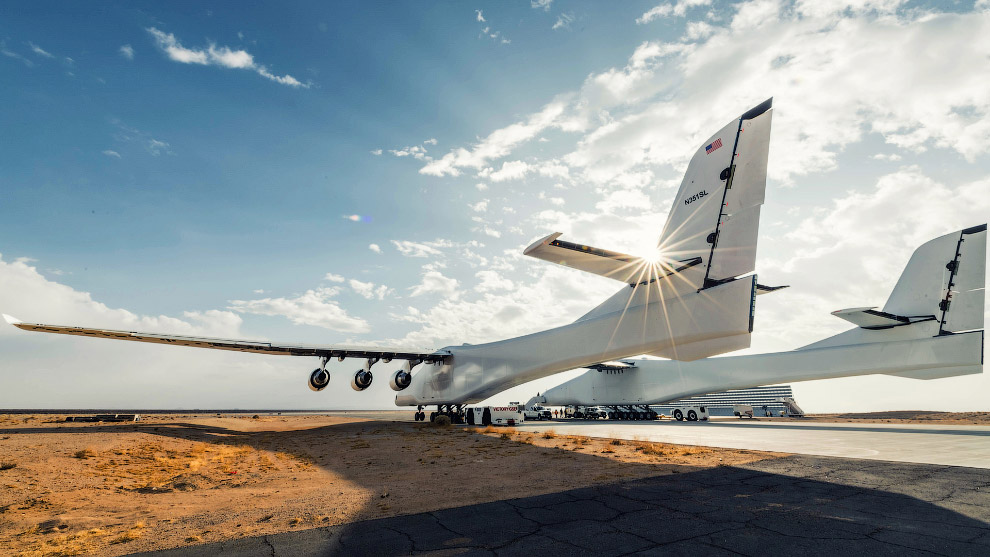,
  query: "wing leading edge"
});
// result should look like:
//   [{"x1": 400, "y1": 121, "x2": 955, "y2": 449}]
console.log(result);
[{"x1": 2, "y1": 315, "x2": 448, "y2": 363}]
